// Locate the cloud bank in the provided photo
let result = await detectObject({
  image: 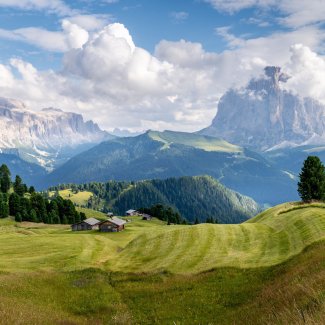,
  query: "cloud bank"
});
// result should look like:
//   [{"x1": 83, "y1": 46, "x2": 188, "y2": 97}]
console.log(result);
[{"x1": 0, "y1": 21, "x2": 325, "y2": 132}]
